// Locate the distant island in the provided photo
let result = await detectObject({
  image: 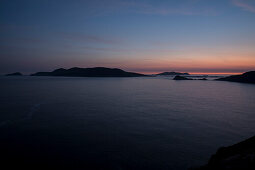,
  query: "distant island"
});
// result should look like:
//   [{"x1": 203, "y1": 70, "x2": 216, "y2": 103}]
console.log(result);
[
  {"x1": 173, "y1": 75, "x2": 192, "y2": 80},
  {"x1": 198, "y1": 135, "x2": 255, "y2": 169},
  {"x1": 31, "y1": 67, "x2": 146, "y2": 77},
  {"x1": 5, "y1": 72, "x2": 23, "y2": 76},
  {"x1": 216, "y1": 71, "x2": 255, "y2": 84},
  {"x1": 173, "y1": 75, "x2": 207, "y2": 80},
  {"x1": 157, "y1": 72, "x2": 190, "y2": 76}
]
